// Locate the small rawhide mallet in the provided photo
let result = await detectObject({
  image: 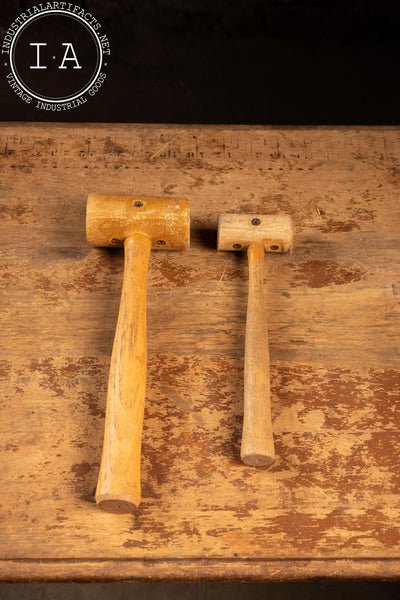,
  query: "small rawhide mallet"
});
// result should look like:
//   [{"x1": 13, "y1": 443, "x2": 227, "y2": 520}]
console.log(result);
[
  {"x1": 87, "y1": 194, "x2": 190, "y2": 513},
  {"x1": 217, "y1": 213, "x2": 293, "y2": 467}
]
